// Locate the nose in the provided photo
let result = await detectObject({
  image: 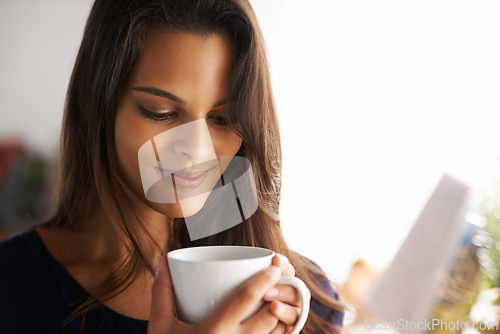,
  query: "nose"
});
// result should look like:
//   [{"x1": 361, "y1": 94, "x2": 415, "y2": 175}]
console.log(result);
[{"x1": 171, "y1": 119, "x2": 215, "y2": 162}]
